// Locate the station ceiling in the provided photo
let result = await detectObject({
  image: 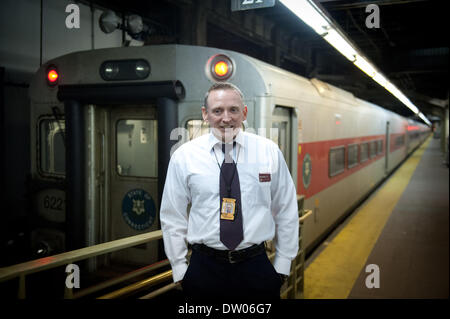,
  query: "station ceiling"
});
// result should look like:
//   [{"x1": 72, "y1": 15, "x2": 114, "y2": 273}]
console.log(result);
[
  {"x1": 308, "y1": 0, "x2": 448, "y2": 120},
  {"x1": 86, "y1": 0, "x2": 448, "y2": 122}
]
